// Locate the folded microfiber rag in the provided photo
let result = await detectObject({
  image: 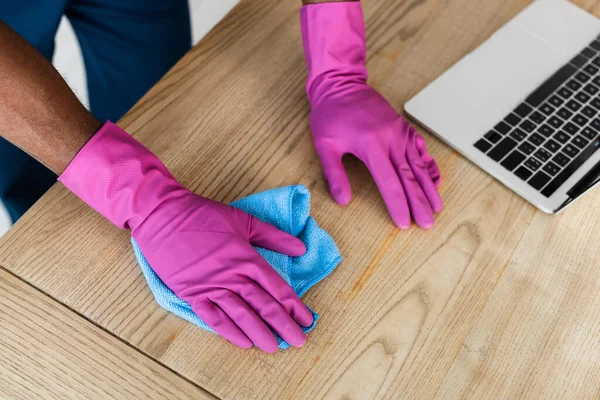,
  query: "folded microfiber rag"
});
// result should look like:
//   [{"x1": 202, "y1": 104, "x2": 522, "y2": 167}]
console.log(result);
[{"x1": 131, "y1": 184, "x2": 342, "y2": 350}]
